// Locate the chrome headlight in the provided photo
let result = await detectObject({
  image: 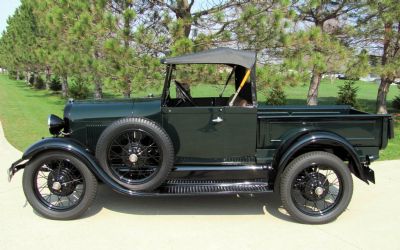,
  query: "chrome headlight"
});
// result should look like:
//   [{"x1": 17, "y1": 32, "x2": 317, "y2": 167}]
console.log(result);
[{"x1": 48, "y1": 114, "x2": 64, "y2": 135}]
